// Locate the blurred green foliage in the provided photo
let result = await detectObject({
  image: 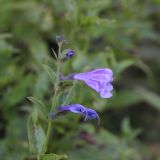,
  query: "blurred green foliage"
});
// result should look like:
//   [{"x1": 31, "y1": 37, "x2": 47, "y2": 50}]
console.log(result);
[{"x1": 0, "y1": 0, "x2": 160, "y2": 159}]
